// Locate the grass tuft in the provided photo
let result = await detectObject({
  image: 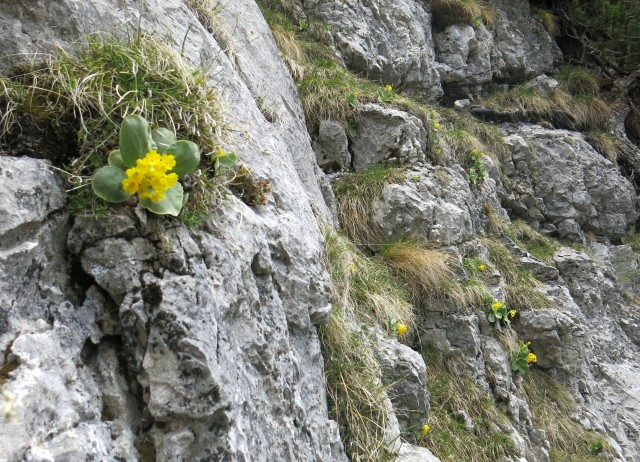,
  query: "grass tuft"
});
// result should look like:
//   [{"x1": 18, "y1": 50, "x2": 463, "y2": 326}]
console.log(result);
[
  {"x1": 420, "y1": 347, "x2": 517, "y2": 462},
  {"x1": 430, "y1": 0, "x2": 496, "y2": 28},
  {"x1": 333, "y1": 165, "x2": 406, "y2": 245},
  {"x1": 379, "y1": 238, "x2": 460, "y2": 303},
  {"x1": 0, "y1": 33, "x2": 226, "y2": 222},
  {"x1": 524, "y1": 369, "x2": 613, "y2": 461},
  {"x1": 321, "y1": 225, "x2": 416, "y2": 461},
  {"x1": 585, "y1": 130, "x2": 621, "y2": 162},
  {"x1": 556, "y1": 66, "x2": 600, "y2": 97}
]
